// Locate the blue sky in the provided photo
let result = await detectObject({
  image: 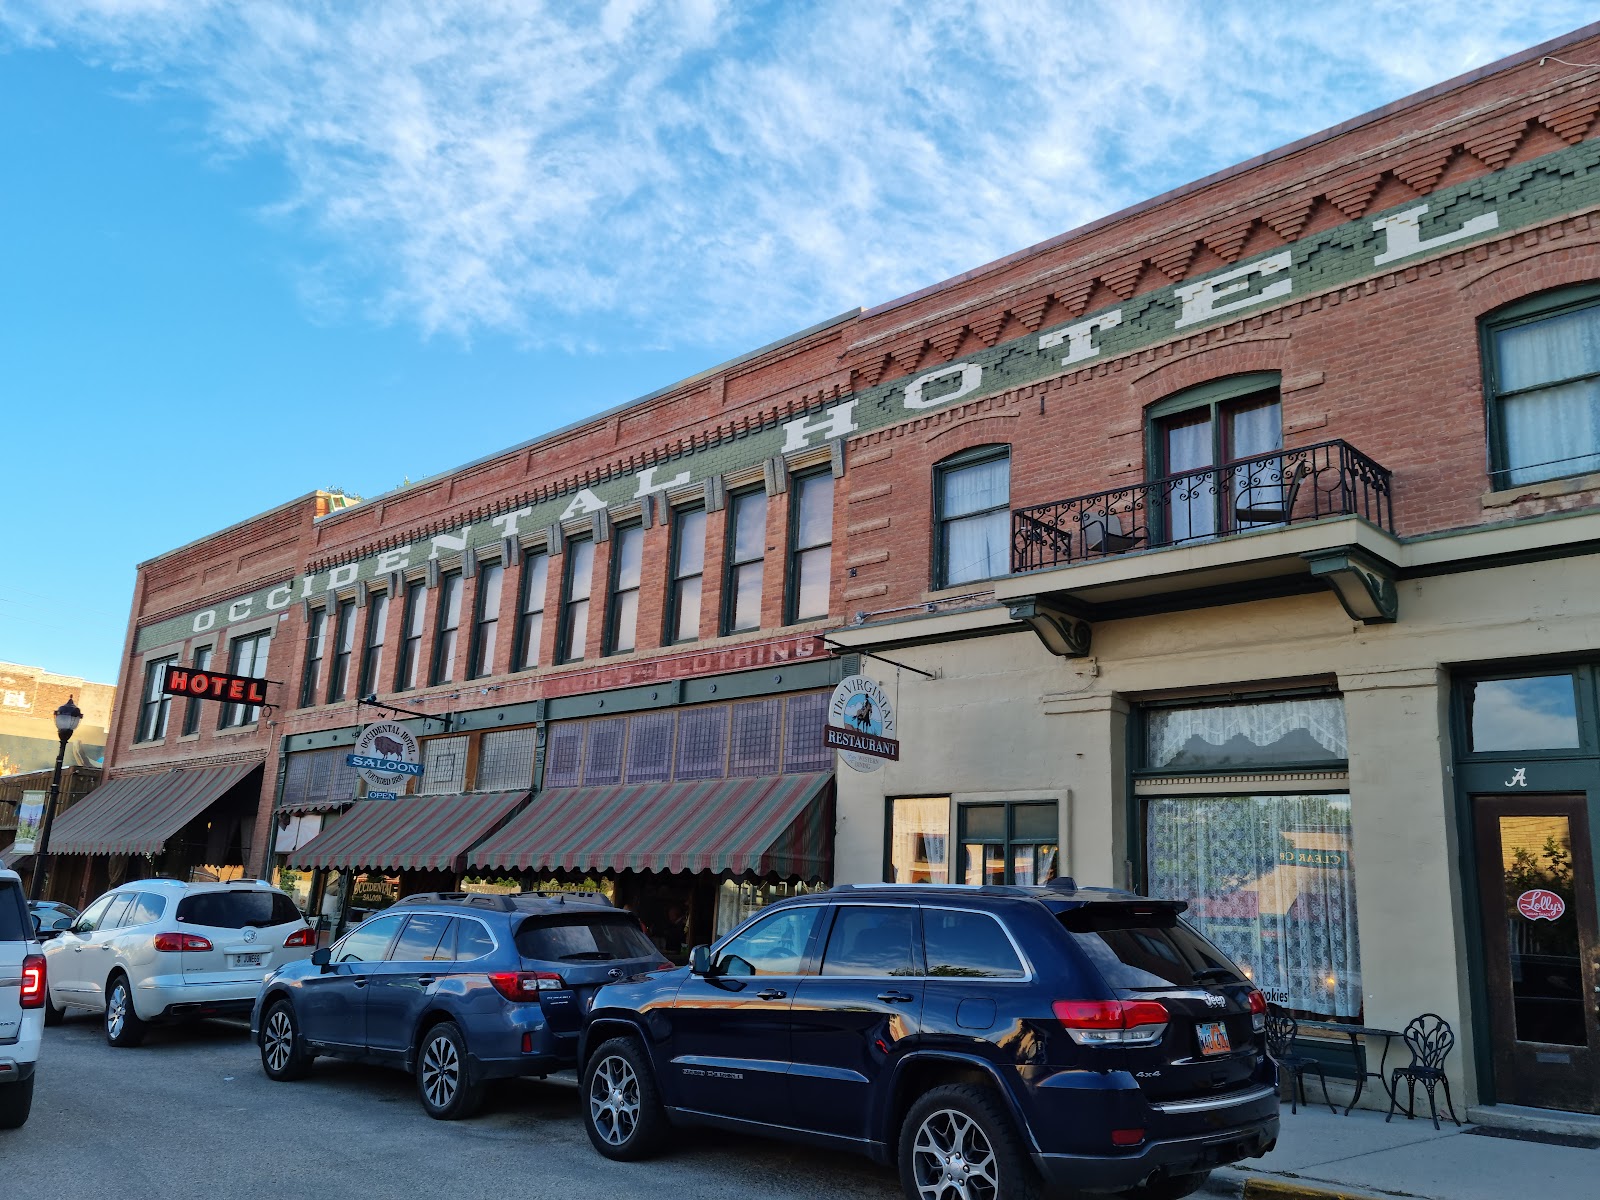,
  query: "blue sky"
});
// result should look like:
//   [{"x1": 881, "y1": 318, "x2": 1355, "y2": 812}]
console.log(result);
[{"x1": 1, "y1": 2, "x2": 1595, "y2": 685}]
